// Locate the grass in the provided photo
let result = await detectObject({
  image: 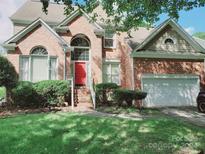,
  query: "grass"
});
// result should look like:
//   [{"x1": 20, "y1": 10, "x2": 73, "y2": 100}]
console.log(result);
[
  {"x1": 0, "y1": 112, "x2": 205, "y2": 154},
  {"x1": 0, "y1": 87, "x2": 5, "y2": 98}
]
